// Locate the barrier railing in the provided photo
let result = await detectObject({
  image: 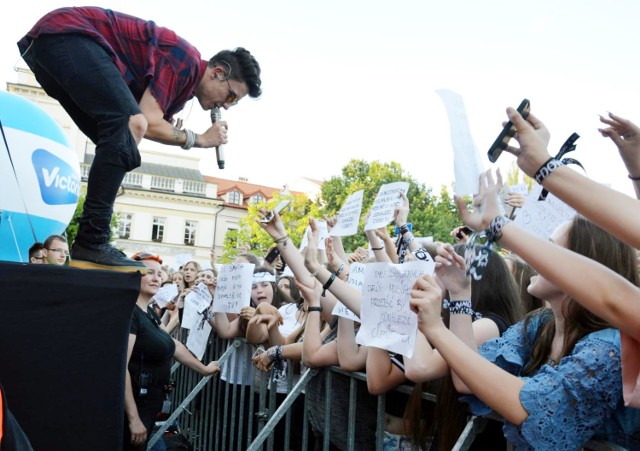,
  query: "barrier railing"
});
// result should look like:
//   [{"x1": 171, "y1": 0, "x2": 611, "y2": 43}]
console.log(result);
[{"x1": 147, "y1": 334, "x2": 629, "y2": 451}]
